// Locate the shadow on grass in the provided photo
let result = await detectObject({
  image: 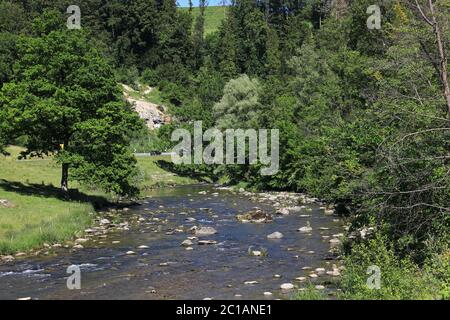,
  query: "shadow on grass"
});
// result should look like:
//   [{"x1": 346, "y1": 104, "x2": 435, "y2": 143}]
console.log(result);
[
  {"x1": 155, "y1": 160, "x2": 216, "y2": 183},
  {"x1": 0, "y1": 179, "x2": 109, "y2": 209}
]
